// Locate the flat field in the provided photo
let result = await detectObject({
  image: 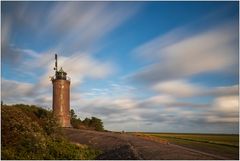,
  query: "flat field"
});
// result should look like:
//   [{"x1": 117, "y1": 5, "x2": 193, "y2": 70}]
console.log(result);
[{"x1": 135, "y1": 133, "x2": 239, "y2": 159}]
